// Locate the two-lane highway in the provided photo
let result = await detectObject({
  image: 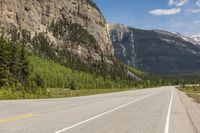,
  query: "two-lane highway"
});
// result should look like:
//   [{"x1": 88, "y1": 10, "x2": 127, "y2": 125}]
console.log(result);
[{"x1": 0, "y1": 87, "x2": 196, "y2": 133}]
